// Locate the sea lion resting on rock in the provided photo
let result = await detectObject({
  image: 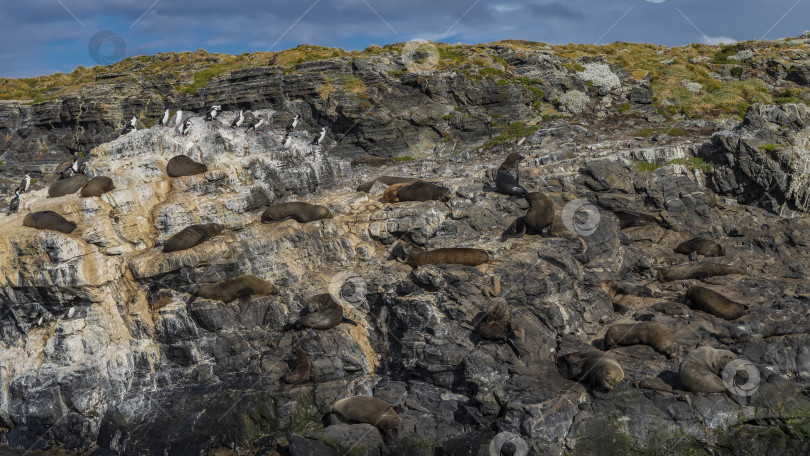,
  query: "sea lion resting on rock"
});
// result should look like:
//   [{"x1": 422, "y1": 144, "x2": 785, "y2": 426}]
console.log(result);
[
  {"x1": 494, "y1": 152, "x2": 527, "y2": 196},
  {"x1": 48, "y1": 174, "x2": 89, "y2": 198},
  {"x1": 674, "y1": 237, "x2": 725, "y2": 257},
  {"x1": 397, "y1": 244, "x2": 490, "y2": 267},
  {"x1": 80, "y1": 176, "x2": 115, "y2": 198},
  {"x1": 601, "y1": 281, "x2": 655, "y2": 298},
  {"x1": 477, "y1": 298, "x2": 521, "y2": 357},
  {"x1": 196, "y1": 275, "x2": 278, "y2": 303},
  {"x1": 383, "y1": 182, "x2": 410, "y2": 203},
  {"x1": 166, "y1": 155, "x2": 208, "y2": 177},
  {"x1": 556, "y1": 351, "x2": 624, "y2": 391},
  {"x1": 261, "y1": 202, "x2": 332, "y2": 223},
  {"x1": 604, "y1": 322, "x2": 678, "y2": 358},
  {"x1": 679, "y1": 346, "x2": 737, "y2": 393},
  {"x1": 331, "y1": 396, "x2": 402, "y2": 438},
  {"x1": 396, "y1": 181, "x2": 451, "y2": 202},
  {"x1": 502, "y1": 192, "x2": 555, "y2": 240},
  {"x1": 284, "y1": 293, "x2": 356, "y2": 331},
  {"x1": 163, "y1": 223, "x2": 224, "y2": 253},
  {"x1": 685, "y1": 286, "x2": 748, "y2": 320},
  {"x1": 660, "y1": 263, "x2": 744, "y2": 281},
  {"x1": 356, "y1": 176, "x2": 420, "y2": 193},
  {"x1": 282, "y1": 349, "x2": 311, "y2": 385},
  {"x1": 23, "y1": 211, "x2": 76, "y2": 234}
]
